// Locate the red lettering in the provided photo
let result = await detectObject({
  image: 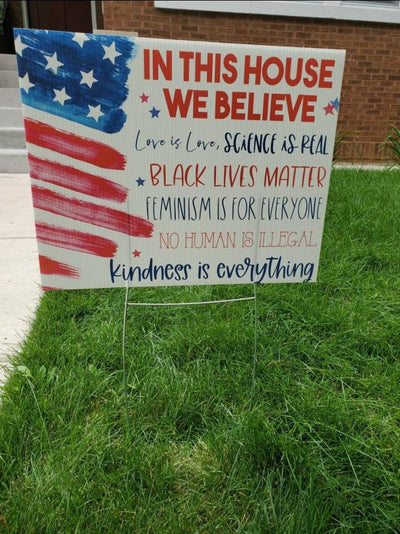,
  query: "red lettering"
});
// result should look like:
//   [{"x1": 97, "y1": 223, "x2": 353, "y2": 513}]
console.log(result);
[
  {"x1": 179, "y1": 51, "x2": 194, "y2": 82},
  {"x1": 319, "y1": 59, "x2": 335, "y2": 88},
  {"x1": 231, "y1": 92, "x2": 247, "y2": 120},
  {"x1": 143, "y1": 49, "x2": 150, "y2": 80},
  {"x1": 243, "y1": 55, "x2": 262, "y2": 85},
  {"x1": 192, "y1": 90, "x2": 208, "y2": 119},
  {"x1": 222, "y1": 54, "x2": 238, "y2": 84},
  {"x1": 215, "y1": 91, "x2": 230, "y2": 119},
  {"x1": 146, "y1": 49, "x2": 172, "y2": 81},
  {"x1": 303, "y1": 58, "x2": 319, "y2": 88},
  {"x1": 243, "y1": 55, "x2": 335, "y2": 89},
  {"x1": 194, "y1": 52, "x2": 213, "y2": 82},
  {"x1": 179, "y1": 51, "x2": 238, "y2": 84},
  {"x1": 301, "y1": 95, "x2": 317, "y2": 122},
  {"x1": 149, "y1": 163, "x2": 162, "y2": 185},
  {"x1": 214, "y1": 53, "x2": 221, "y2": 83},
  {"x1": 163, "y1": 89, "x2": 208, "y2": 118},
  {"x1": 262, "y1": 57, "x2": 284, "y2": 85},
  {"x1": 286, "y1": 94, "x2": 304, "y2": 121},
  {"x1": 270, "y1": 94, "x2": 285, "y2": 121},
  {"x1": 163, "y1": 88, "x2": 193, "y2": 118},
  {"x1": 286, "y1": 57, "x2": 303, "y2": 87},
  {"x1": 247, "y1": 92, "x2": 261, "y2": 121}
]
